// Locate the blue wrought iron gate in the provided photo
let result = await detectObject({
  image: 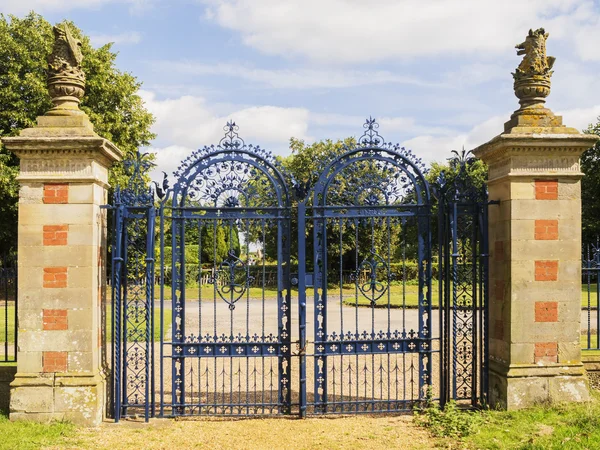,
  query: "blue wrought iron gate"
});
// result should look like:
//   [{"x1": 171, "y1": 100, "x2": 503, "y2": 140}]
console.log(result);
[{"x1": 109, "y1": 119, "x2": 489, "y2": 421}]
